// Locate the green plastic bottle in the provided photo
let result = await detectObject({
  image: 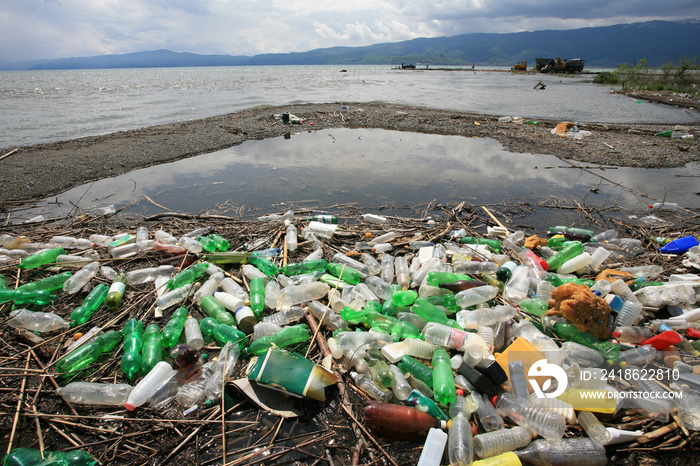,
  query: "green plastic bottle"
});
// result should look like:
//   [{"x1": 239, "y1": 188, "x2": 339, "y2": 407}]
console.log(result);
[
  {"x1": 326, "y1": 262, "x2": 361, "y2": 285},
  {"x1": 411, "y1": 298, "x2": 449, "y2": 325},
  {"x1": 141, "y1": 323, "x2": 162, "y2": 374},
  {"x1": 248, "y1": 324, "x2": 309, "y2": 356},
  {"x1": 432, "y1": 347, "x2": 456, "y2": 406},
  {"x1": 247, "y1": 256, "x2": 280, "y2": 277},
  {"x1": 366, "y1": 313, "x2": 399, "y2": 334},
  {"x1": 0, "y1": 289, "x2": 56, "y2": 306},
  {"x1": 70, "y1": 283, "x2": 109, "y2": 326},
  {"x1": 208, "y1": 233, "x2": 230, "y2": 251},
  {"x1": 391, "y1": 320, "x2": 421, "y2": 341},
  {"x1": 212, "y1": 323, "x2": 247, "y2": 348},
  {"x1": 3, "y1": 447, "x2": 96, "y2": 466},
  {"x1": 249, "y1": 277, "x2": 266, "y2": 316},
  {"x1": 200, "y1": 295, "x2": 236, "y2": 326},
  {"x1": 105, "y1": 274, "x2": 128, "y2": 309},
  {"x1": 407, "y1": 389, "x2": 448, "y2": 421},
  {"x1": 199, "y1": 316, "x2": 219, "y2": 340},
  {"x1": 392, "y1": 289, "x2": 419, "y2": 307},
  {"x1": 367, "y1": 349, "x2": 395, "y2": 390},
  {"x1": 162, "y1": 306, "x2": 189, "y2": 349},
  {"x1": 18, "y1": 271, "x2": 72, "y2": 292},
  {"x1": 459, "y1": 237, "x2": 501, "y2": 253},
  {"x1": 196, "y1": 235, "x2": 219, "y2": 253},
  {"x1": 426, "y1": 271, "x2": 472, "y2": 287},
  {"x1": 121, "y1": 318, "x2": 143, "y2": 379},
  {"x1": 319, "y1": 273, "x2": 351, "y2": 289},
  {"x1": 546, "y1": 274, "x2": 595, "y2": 288},
  {"x1": 0, "y1": 274, "x2": 7, "y2": 289},
  {"x1": 282, "y1": 259, "x2": 327, "y2": 276},
  {"x1": 18, "y1": 247, "x2": 65, "y2": 269},
  {"x1": 550, "y1": 322, "x2": 620, "y2": 361},
  {"x1": 166, "y1": 262, "x2": 209, "y2": 290},
  {"x1": 56, "y1": 330, "x2": 122, "y2": 375},
  {"x1": 545, "y1": 241, "x2": 584, "y2": 271},
  {"x1": 302, "y1": 214, "x2": 338, "y2": 224},
  {"x1": 398, "y1": 356, "x2": 434, "y2": 388},
  {"x1": 203, "y1": 251, "x2": 250, "y2": 265},
  {"x1": 519, "y1": 298, "x2": 549, "y2": 316}
]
